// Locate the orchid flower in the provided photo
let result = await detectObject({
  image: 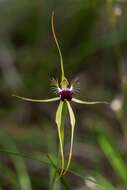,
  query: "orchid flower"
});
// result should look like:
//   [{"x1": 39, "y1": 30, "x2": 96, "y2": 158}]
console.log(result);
[{"x1": 13, "y1": 12, "x2": 108, "y2": 176}]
